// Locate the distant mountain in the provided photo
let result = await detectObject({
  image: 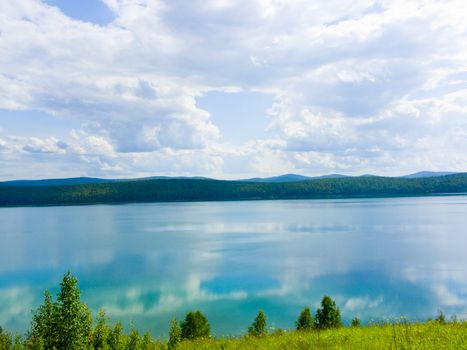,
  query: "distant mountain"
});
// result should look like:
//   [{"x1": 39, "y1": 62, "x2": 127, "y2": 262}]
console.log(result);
[
  {"x1": 115, "y1": 176, "x2": 212, "y2": 182},
  {"x1": 241, "y1": 173, "x2": 348, "y2": 183},
  {"x1": 0, "y1": 176, "x2": 212, "y2": 187},
  {"x1": 316, "y1": 174, "x2": 349, "y2": 179},
  {"x1": 0, "y1": 177, "x2": 113, "y2": 187},
  {"x1": 241, "y1": 174, "x2": 312, "y2": 182},
  {"x1": 402, "y1": 171, "x2": 458, "y2": 179},
  {"x1": 0, "y1": 171, "x2": 461, "y2": 187}
]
